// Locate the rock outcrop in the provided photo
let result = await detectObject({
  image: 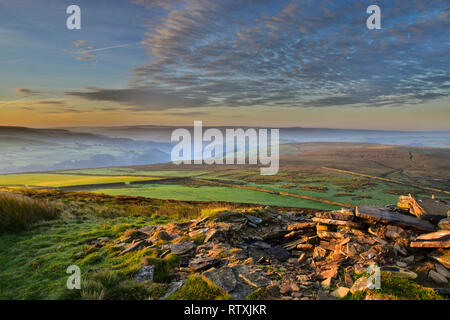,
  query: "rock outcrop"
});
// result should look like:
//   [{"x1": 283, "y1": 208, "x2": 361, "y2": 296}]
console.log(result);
[{"x1": 112, "y1": 196, "x2": 450, "y2": 299}]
